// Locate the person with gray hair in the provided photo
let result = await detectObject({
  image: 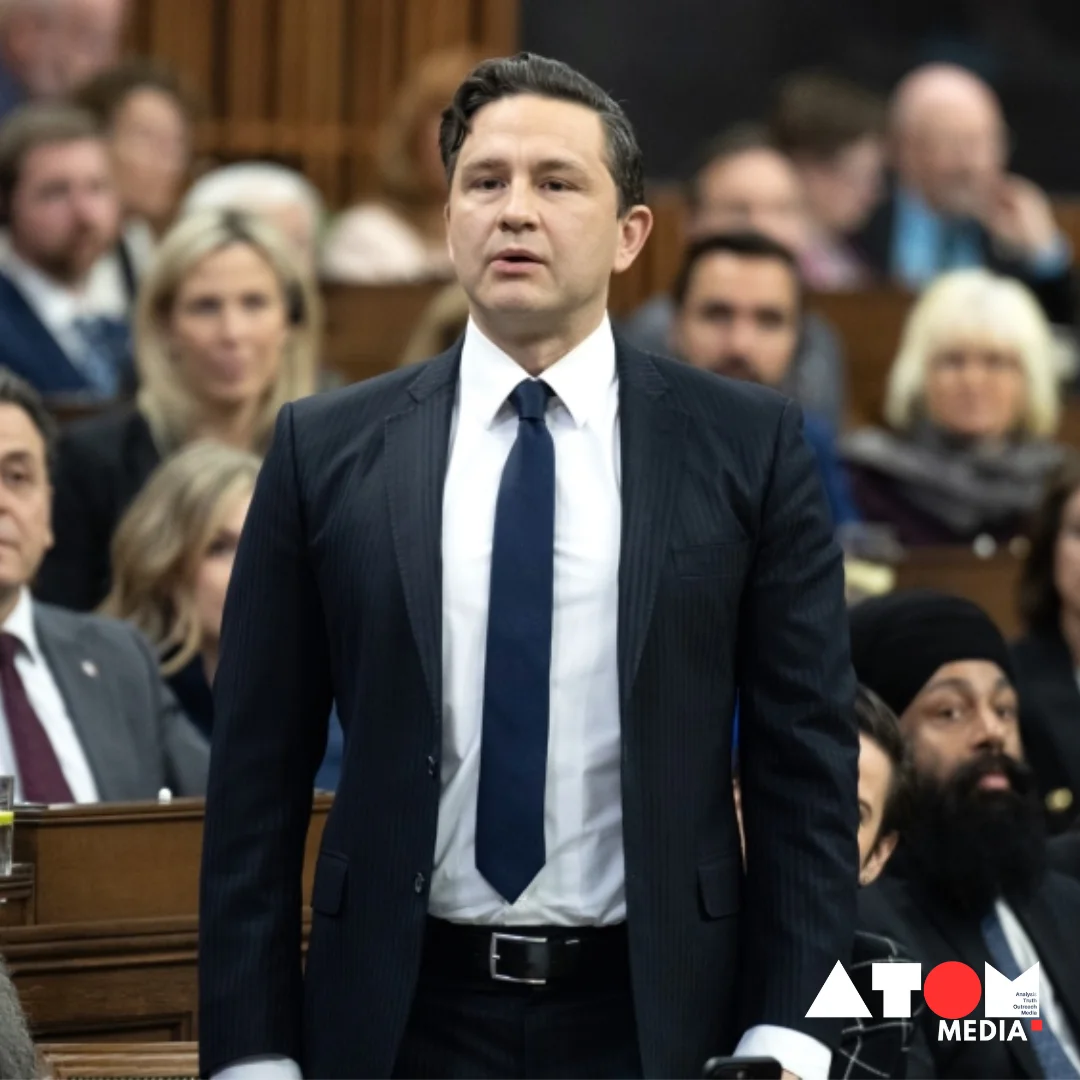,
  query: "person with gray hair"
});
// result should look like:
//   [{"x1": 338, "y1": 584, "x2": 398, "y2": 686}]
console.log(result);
[
  {"x1": 180, "y1": 162, "x2": 325, "y2": 276},
  {"x1": 0, "y1": 955, "x2": 36, "y2": 1079}
]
